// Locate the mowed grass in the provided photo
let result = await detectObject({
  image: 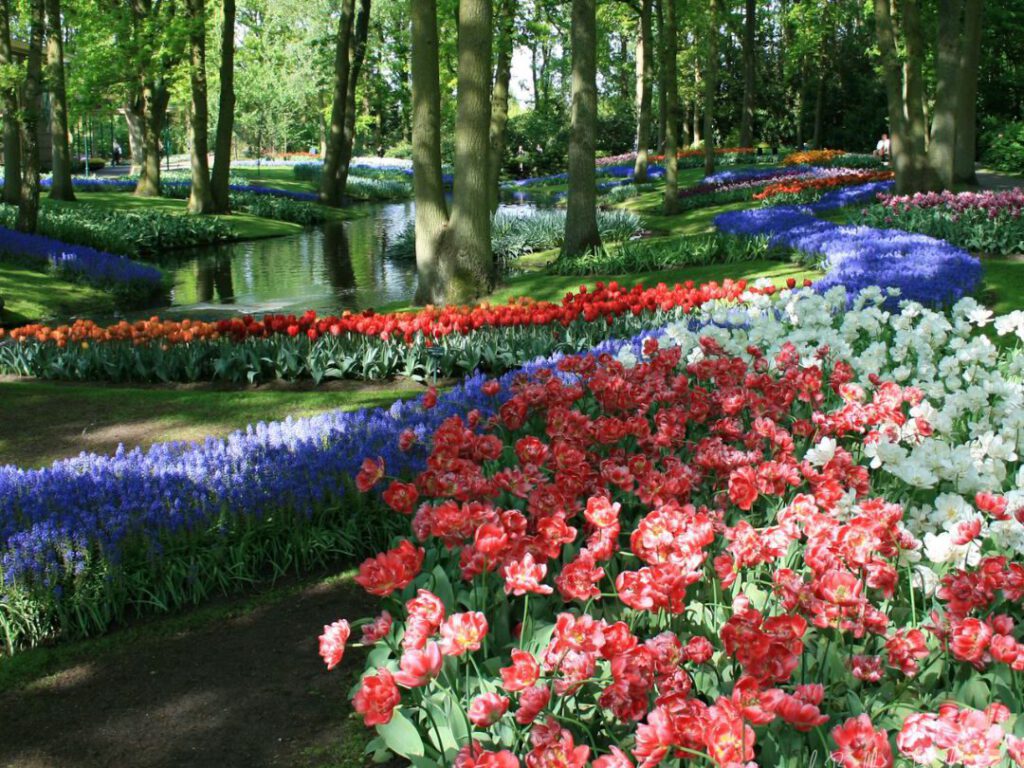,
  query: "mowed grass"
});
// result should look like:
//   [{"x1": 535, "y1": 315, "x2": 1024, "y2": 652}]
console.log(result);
[
  {"x1": 0, "y1": 378, "x2": 425, "y2": 468},
  {"x1": 233, "y1": 165, "x2": 318, "y2": 195},
  {"x1": 46, "y1": 191, "x2": 305, "y2": 240},
  {"x1": 0, "y1": 262, "x2": 115, "y2": 325}
]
